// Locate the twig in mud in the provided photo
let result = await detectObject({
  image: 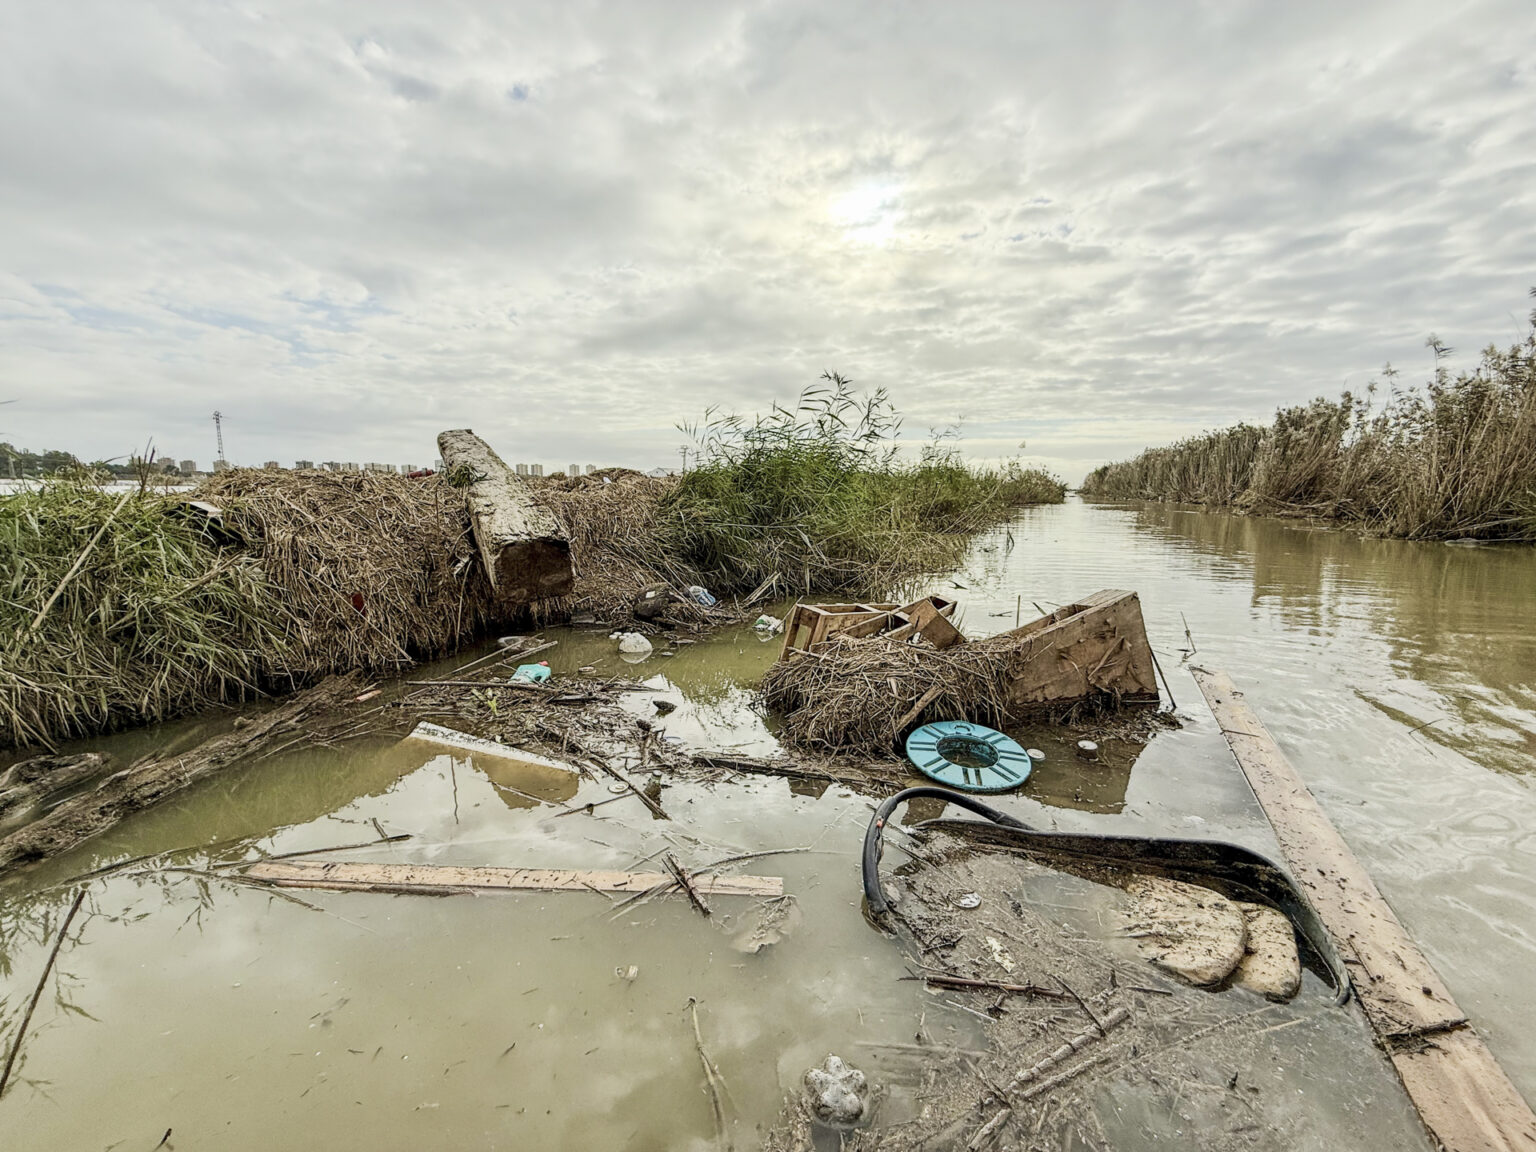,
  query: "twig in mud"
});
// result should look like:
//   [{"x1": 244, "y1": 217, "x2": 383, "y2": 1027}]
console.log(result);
[
  {"x1": 1180, "y1": 612, "x2": 1196, "y2": 661},
  {"x1": 1053, "y1": 976, "x2": 1108, "y2": 1035},
  {"x1": 607, "y1": 846, "x2": 815, "y2": 917},
  {"x1": 1015, "y1": 1048, "x2": 1111, "y2": 1103},
  {"x1": 152, "y1": 1128, "x2": 172, "y2": 1150},
  {"x1": 0, "y1": 886, "x2": 87, "y2": 1099},
  {"x1": 544, "y1": 793, "x2": 636, "y2": 820},
  {"x1": 665, "y1": 853, "x2": 712, "y2": 917},
  {"x1": 916, "y1": 973, "x2": 1072, "y2": 1001},
  {"x1": 688, "y1": 998, "x2": 734, "y2": 1151},
  {"x1": 211, "y1": 831, "x2": 411, "y2": 869}
]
